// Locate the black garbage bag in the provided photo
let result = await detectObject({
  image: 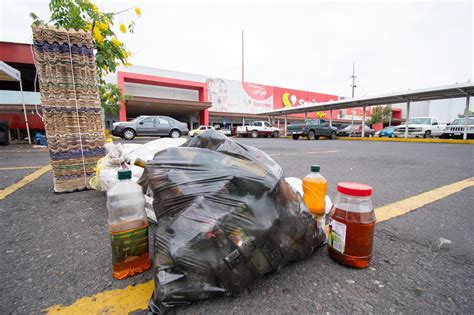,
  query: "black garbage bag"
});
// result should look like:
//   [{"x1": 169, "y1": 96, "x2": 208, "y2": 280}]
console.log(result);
[{"x1": 138, "y1": 130, "x2": 325, "y2": 314}]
